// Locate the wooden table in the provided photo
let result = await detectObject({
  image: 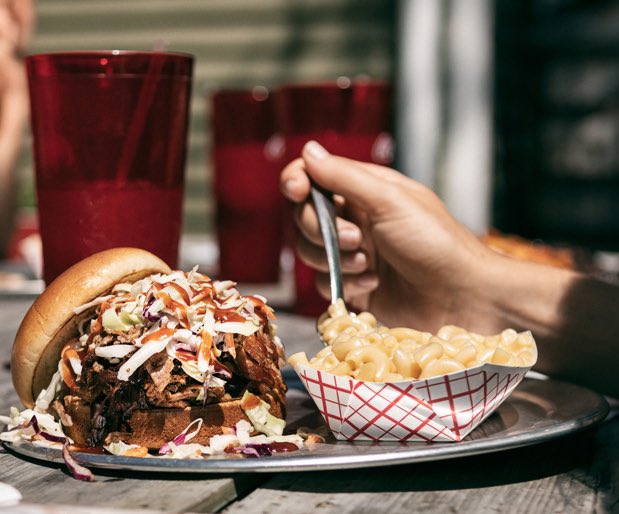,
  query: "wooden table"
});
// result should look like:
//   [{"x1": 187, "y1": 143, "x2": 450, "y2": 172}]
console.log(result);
[{"x1": 0, "y1": 295, "x2": 617, "y2": 514}]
